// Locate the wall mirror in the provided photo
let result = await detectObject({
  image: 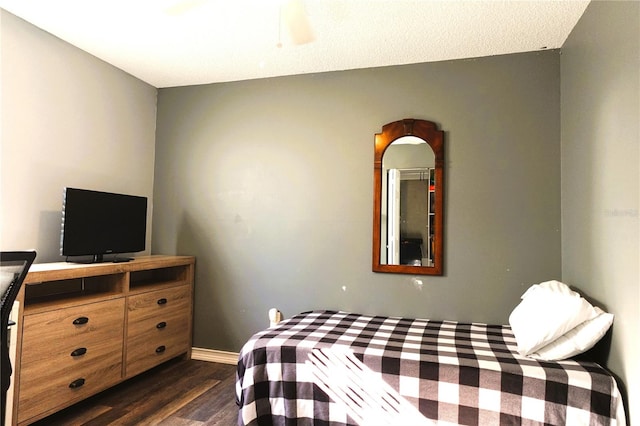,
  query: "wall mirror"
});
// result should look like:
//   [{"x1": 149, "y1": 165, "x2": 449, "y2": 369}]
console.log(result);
[{"x1": 373, "y1": 119, "x2": 444, "y2": 275}]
